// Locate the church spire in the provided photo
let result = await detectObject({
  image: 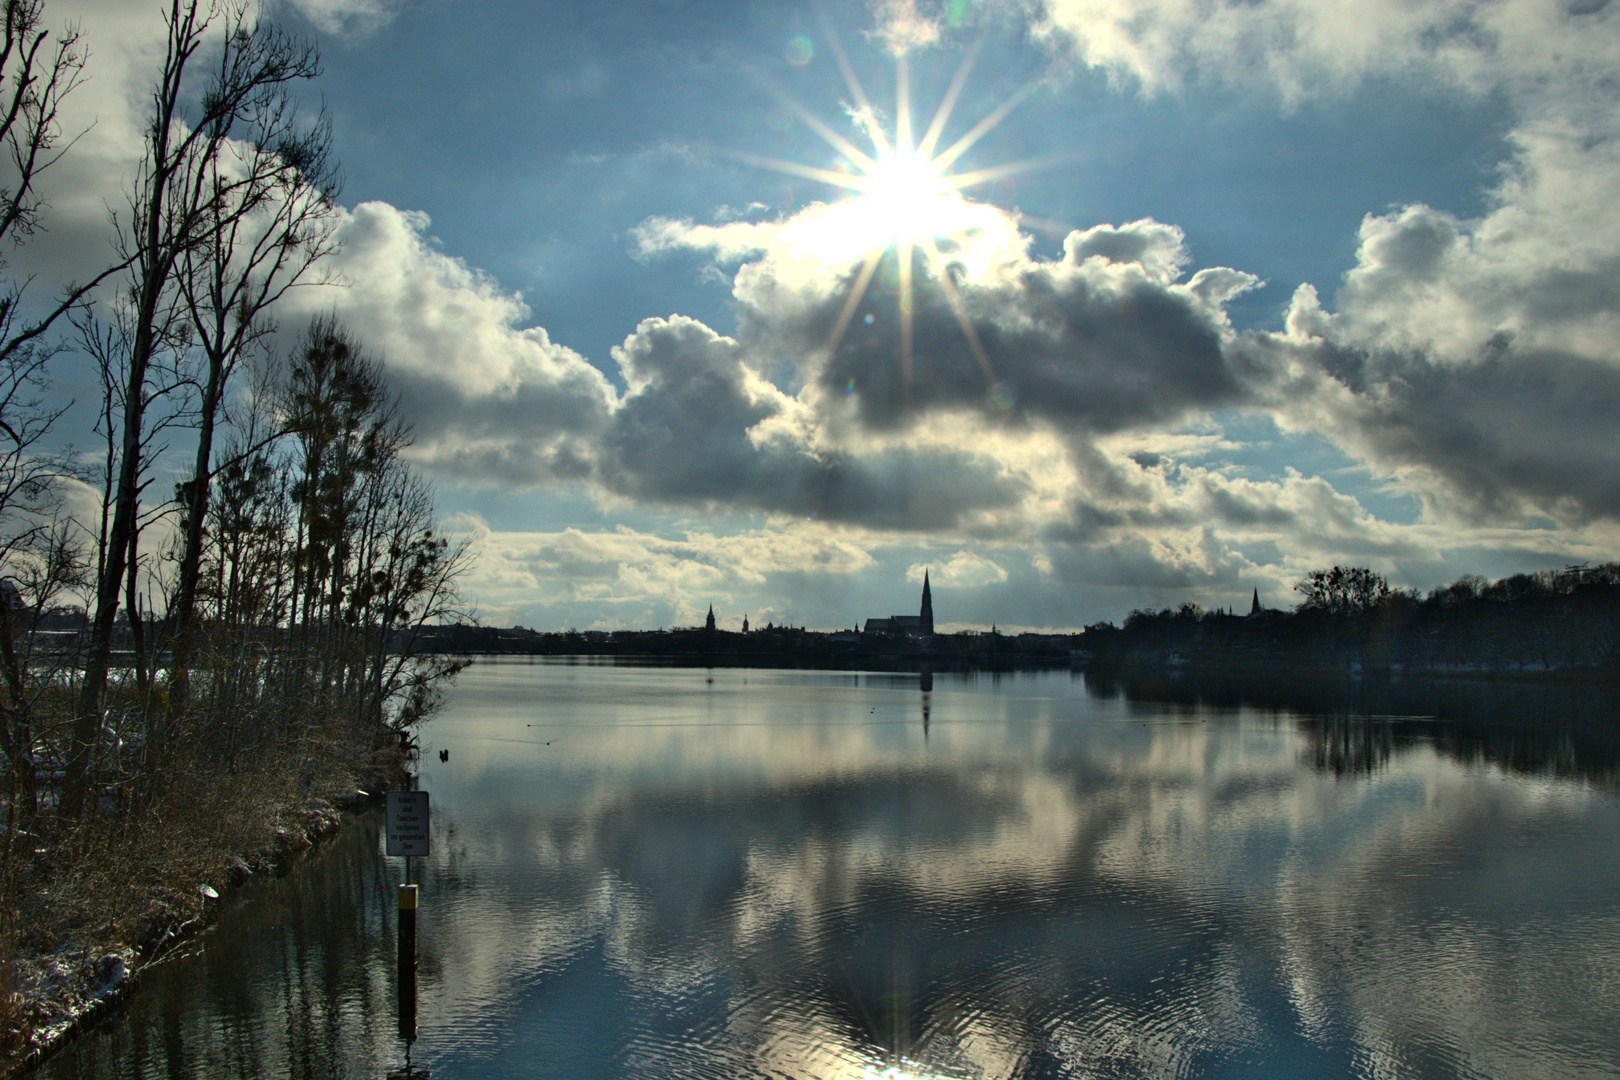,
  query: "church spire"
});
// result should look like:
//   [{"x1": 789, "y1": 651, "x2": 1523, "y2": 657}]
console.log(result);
[
  {"x1": 920, "y1": 570, "x2": 933, "y2": 635},
  {"x1": 705, "y1": 604, "x2": 716, "y2": 632},
  {"x1": 1250, "y1": 587, "x2": 1261, "y2": 616}
]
